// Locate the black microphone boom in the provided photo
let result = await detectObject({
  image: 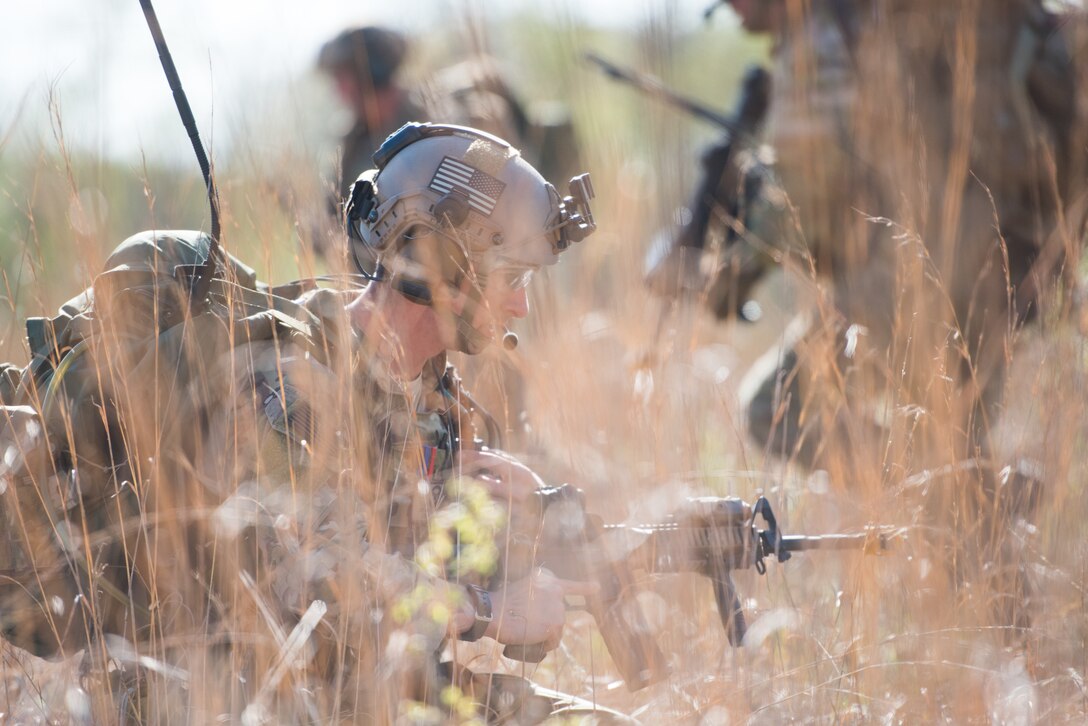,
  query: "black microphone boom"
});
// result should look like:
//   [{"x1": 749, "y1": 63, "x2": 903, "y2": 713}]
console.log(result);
[{"x1": 138, "y1": 0, "x2": 222, "y2": 307}]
